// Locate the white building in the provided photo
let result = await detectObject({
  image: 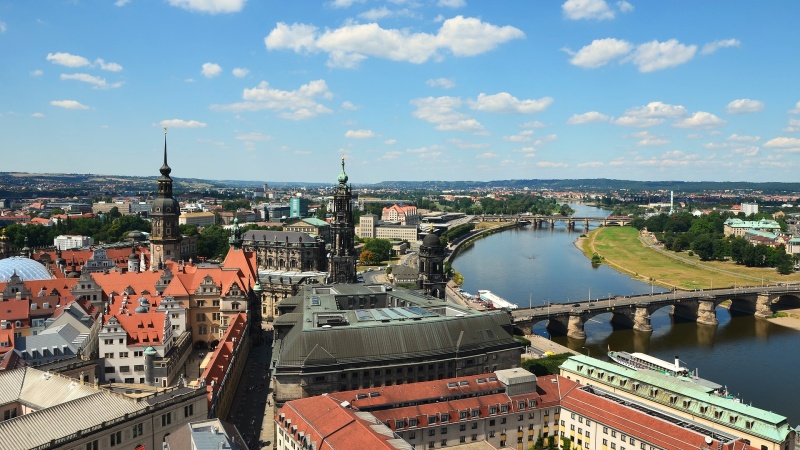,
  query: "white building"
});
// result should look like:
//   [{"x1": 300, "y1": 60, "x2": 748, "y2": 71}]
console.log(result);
[
  {"x1": 179, "y1": 212, "x2": 216, "y2": 227},
  {"x1": 54, "y1": 235, "x2": 94, "y2": 250},
  {"x1": 741, "y1": 202, "x2": 759, "y2": 216}
]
